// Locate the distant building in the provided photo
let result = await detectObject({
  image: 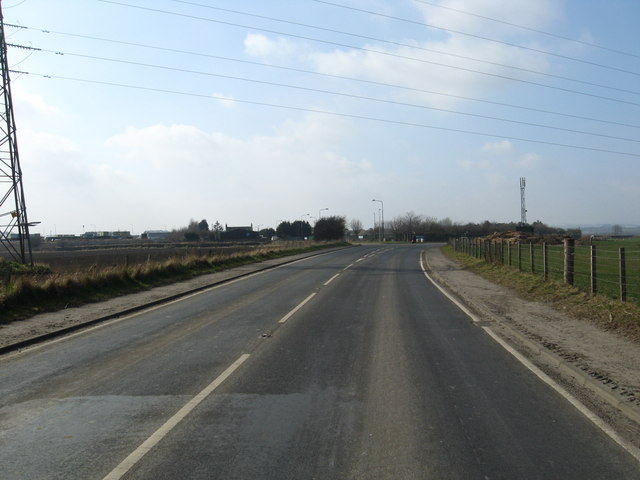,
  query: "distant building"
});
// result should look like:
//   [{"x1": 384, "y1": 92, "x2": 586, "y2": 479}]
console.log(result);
[
  {"x1": 222, "y1": 224, "x2": 258, "y2": 241},
  {"x1": 142, "y1": 230, "x2": 170, "y2": 241}
]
